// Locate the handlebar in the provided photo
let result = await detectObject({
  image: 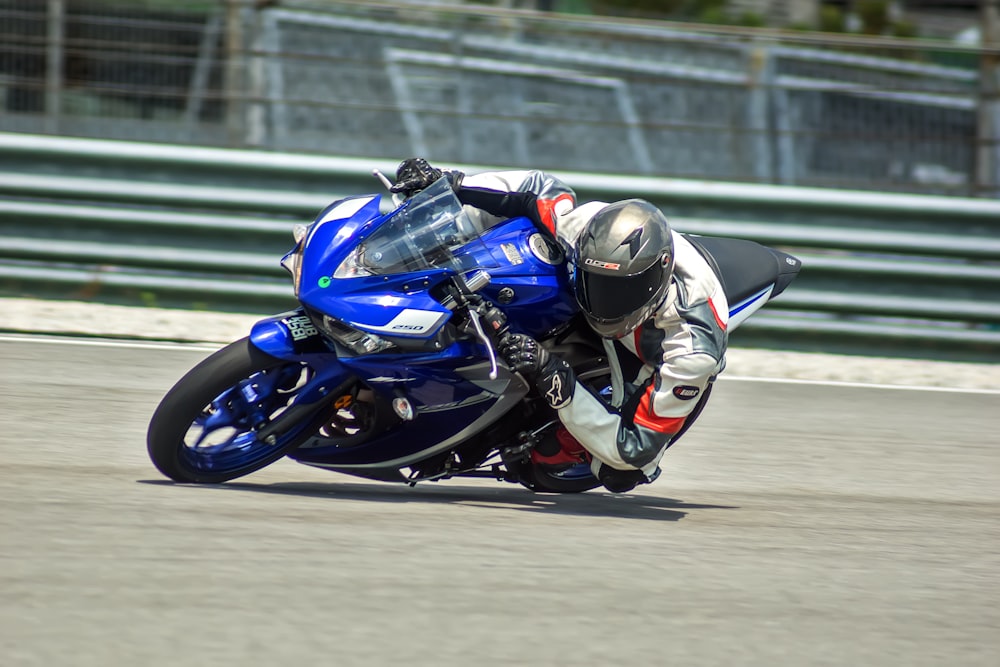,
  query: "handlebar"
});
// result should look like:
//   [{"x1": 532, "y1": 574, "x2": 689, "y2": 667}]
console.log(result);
[{"x1": 449, "y1": 270, "x2": 508, "y2": 381}]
